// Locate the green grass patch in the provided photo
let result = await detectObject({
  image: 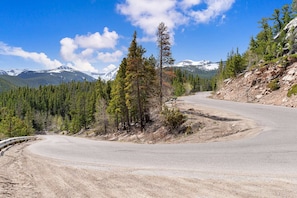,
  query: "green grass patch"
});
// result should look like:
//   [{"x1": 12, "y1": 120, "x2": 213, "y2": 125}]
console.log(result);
[
  {"x1": 287, "y1": 84, "x2": 297, "y2": 97},
  {"x1": 267, "y1": 79, "x2": 280, "y2": 91}
]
